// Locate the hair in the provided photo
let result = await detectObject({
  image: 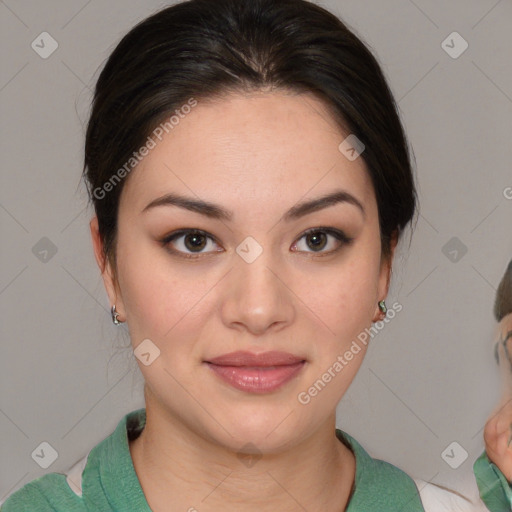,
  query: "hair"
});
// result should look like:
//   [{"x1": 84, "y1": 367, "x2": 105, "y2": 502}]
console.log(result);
[
  {"x1": 83, "y1": 0, "x2": 417, "y2": 273},
  {"x1": 494, "y1": 259, "x2": 512, "y2": 322}
]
